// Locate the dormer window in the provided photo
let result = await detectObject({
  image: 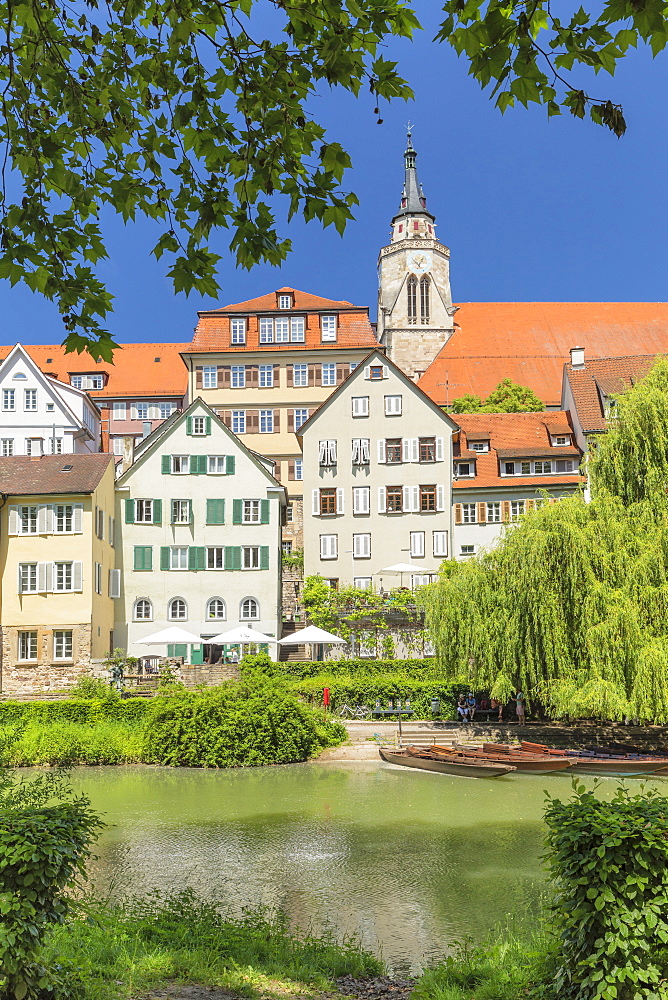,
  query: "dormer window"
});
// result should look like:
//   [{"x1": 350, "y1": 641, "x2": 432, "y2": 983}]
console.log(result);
[
  {"x1": 70, "y1": 374, "x2": 105, "y2": 390},
  {"x1": 470, "y1": 441, "x2": 489, "y2": 453},
  {"x1": 230, "y1": 318, "x2": 246, "y2": 345},
  {"x1": 551, "y1": 434, "x2": 571, "y2": 446},
  {"x1": 321, "y1": 315, "x2": 337, "y2": 342},
  {"x1": 455, "y1": 462, "x2": 474, "y2": 478},
  {"x1": 278, "y1": 293, "x2": 293, "y2": 309}
]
